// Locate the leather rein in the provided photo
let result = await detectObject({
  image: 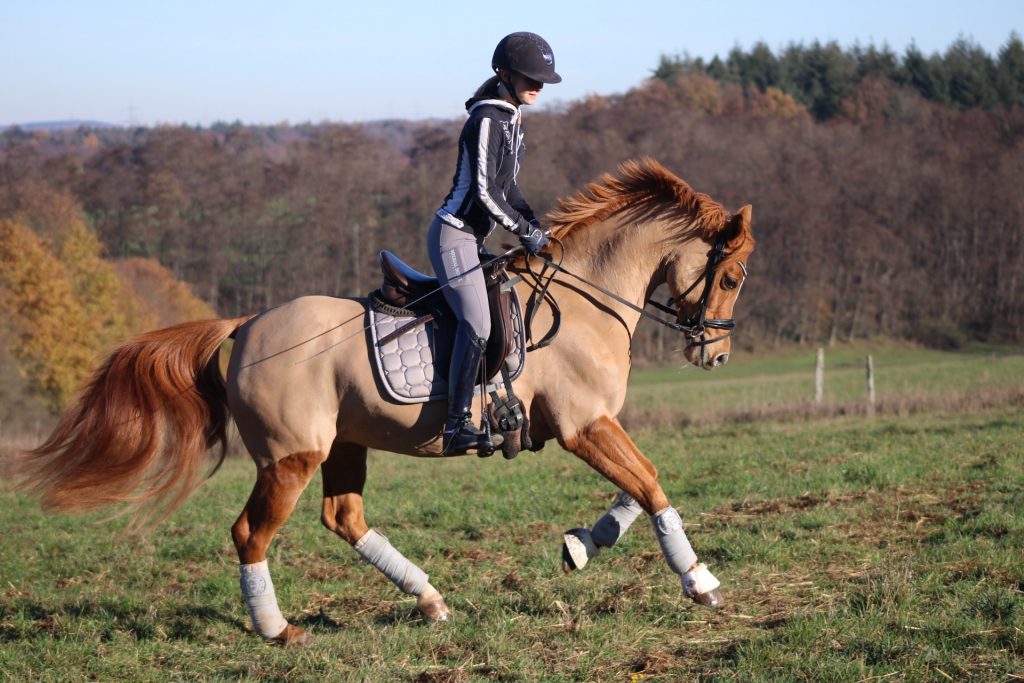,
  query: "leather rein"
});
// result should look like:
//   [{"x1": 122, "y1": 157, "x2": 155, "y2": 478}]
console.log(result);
[{"x1": 517, "y1": 236, "x2": 740, "y2": 354}]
